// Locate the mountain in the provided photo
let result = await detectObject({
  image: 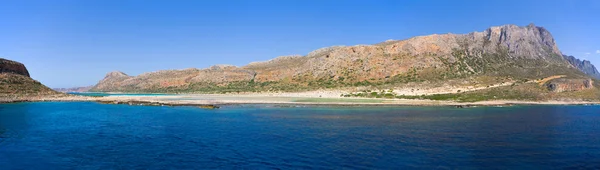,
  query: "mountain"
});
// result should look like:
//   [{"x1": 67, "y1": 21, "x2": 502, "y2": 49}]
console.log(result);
[
  {"x1": 53, "y1": 86, "x2": 93, "y2": 93},
  {"x1": 0, "y1": 58, "x2": 60, "y2": 99},
  {"x1": 562, "y1": 55, "x2": 600, "y2": 79},
  {"x1": 90, "y1": 24, "x2": 600, "y2": 101}
]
